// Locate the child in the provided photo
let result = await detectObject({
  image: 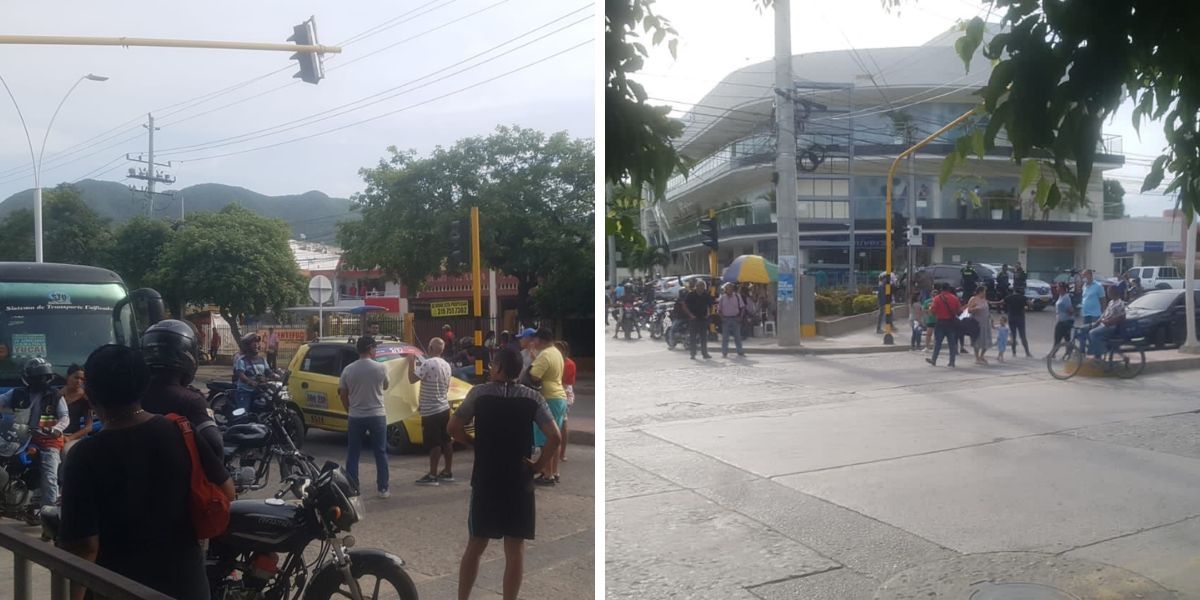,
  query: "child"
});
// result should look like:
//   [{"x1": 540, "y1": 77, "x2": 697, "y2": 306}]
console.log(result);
[
  {"x1": 995, "y1": 315, "x2": 1010, "y2": 363},
  {"x1": 909, "y1": 293, "x2": 925, "y2": 350}
]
